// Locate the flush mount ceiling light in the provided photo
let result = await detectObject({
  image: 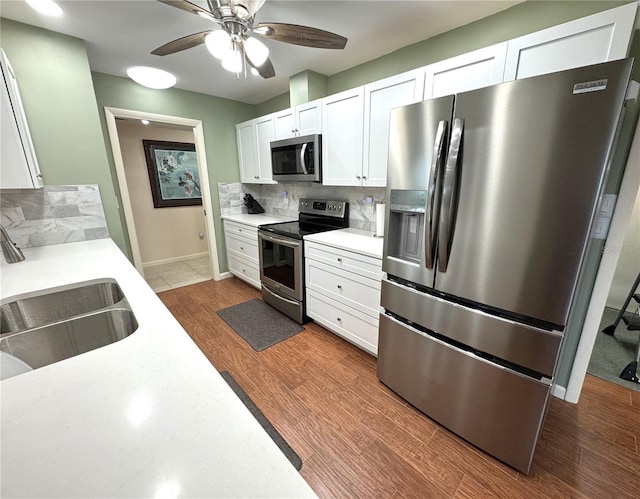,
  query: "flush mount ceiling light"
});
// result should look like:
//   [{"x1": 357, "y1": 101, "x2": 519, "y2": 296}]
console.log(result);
[
  {"x1": 26, "y1": 0, "x2": 63, "y2": 16},
  {"x1": 151, "y1": 0, "x2": 347, "y2": 79},
  {"x1": 126, "y1": 66, "x2": 177, "y2": 89}
]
